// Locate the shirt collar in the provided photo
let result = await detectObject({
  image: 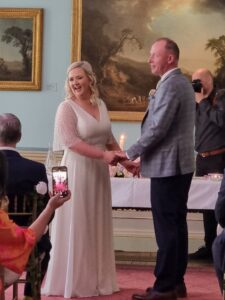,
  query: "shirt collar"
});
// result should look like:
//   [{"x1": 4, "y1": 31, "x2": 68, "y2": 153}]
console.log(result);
[
  {"x1": 0, "y1": 146, "x2": 19, "y2": 152},
  {"x1": 161, "y1": 67, "x2": 179, "y2": 82}
]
